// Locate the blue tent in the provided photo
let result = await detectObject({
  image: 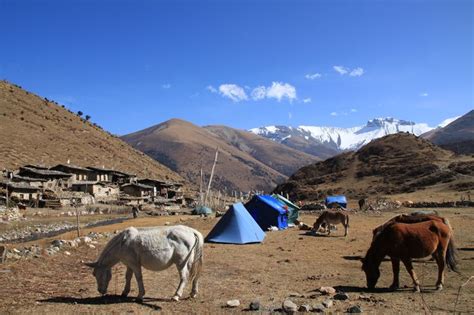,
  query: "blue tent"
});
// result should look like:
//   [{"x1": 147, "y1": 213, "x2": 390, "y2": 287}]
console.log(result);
[
  {"x1": 245, "y1": 195, "x2": 288, "y2": 230},
  {"x1": 325, "y1": 195, "x2": 347, "y2": 208},
  {"x1": 205, "y1": 203, "x2": 266, "y2": 244}
]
